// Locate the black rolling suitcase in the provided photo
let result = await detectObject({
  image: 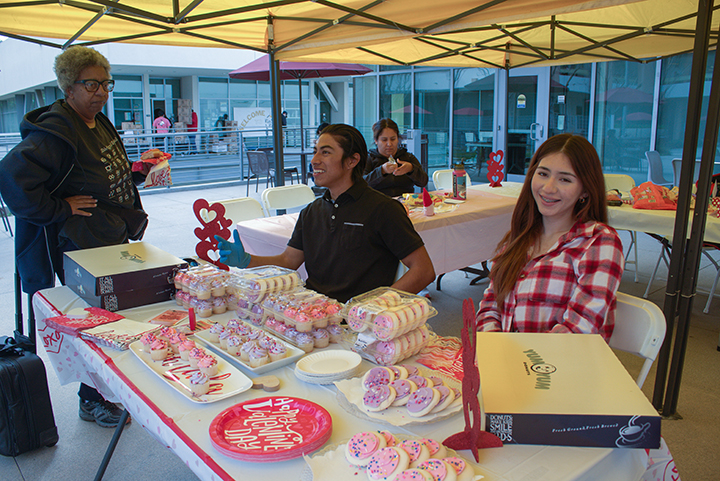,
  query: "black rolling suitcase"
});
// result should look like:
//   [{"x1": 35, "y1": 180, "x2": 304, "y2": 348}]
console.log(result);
[{"x1": 0, "y1": 331, "x2": 59, "y2": 456}]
